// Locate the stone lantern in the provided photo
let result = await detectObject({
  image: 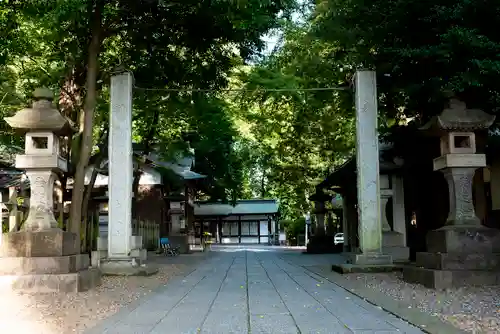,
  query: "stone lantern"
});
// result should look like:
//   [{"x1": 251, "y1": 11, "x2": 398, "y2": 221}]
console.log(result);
[
  {"x1": 426, "y1": 98, "x2": 494, "y2": 227},
  {"x1": 6, "y1": 88, "x2": 73, "y2": 231},
  {"x1": 0, "y1": 88, "x2": 101, "y2": 292},
  {"x1": 403, "y1": 98, "x2": 500, "y2": 289}
]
